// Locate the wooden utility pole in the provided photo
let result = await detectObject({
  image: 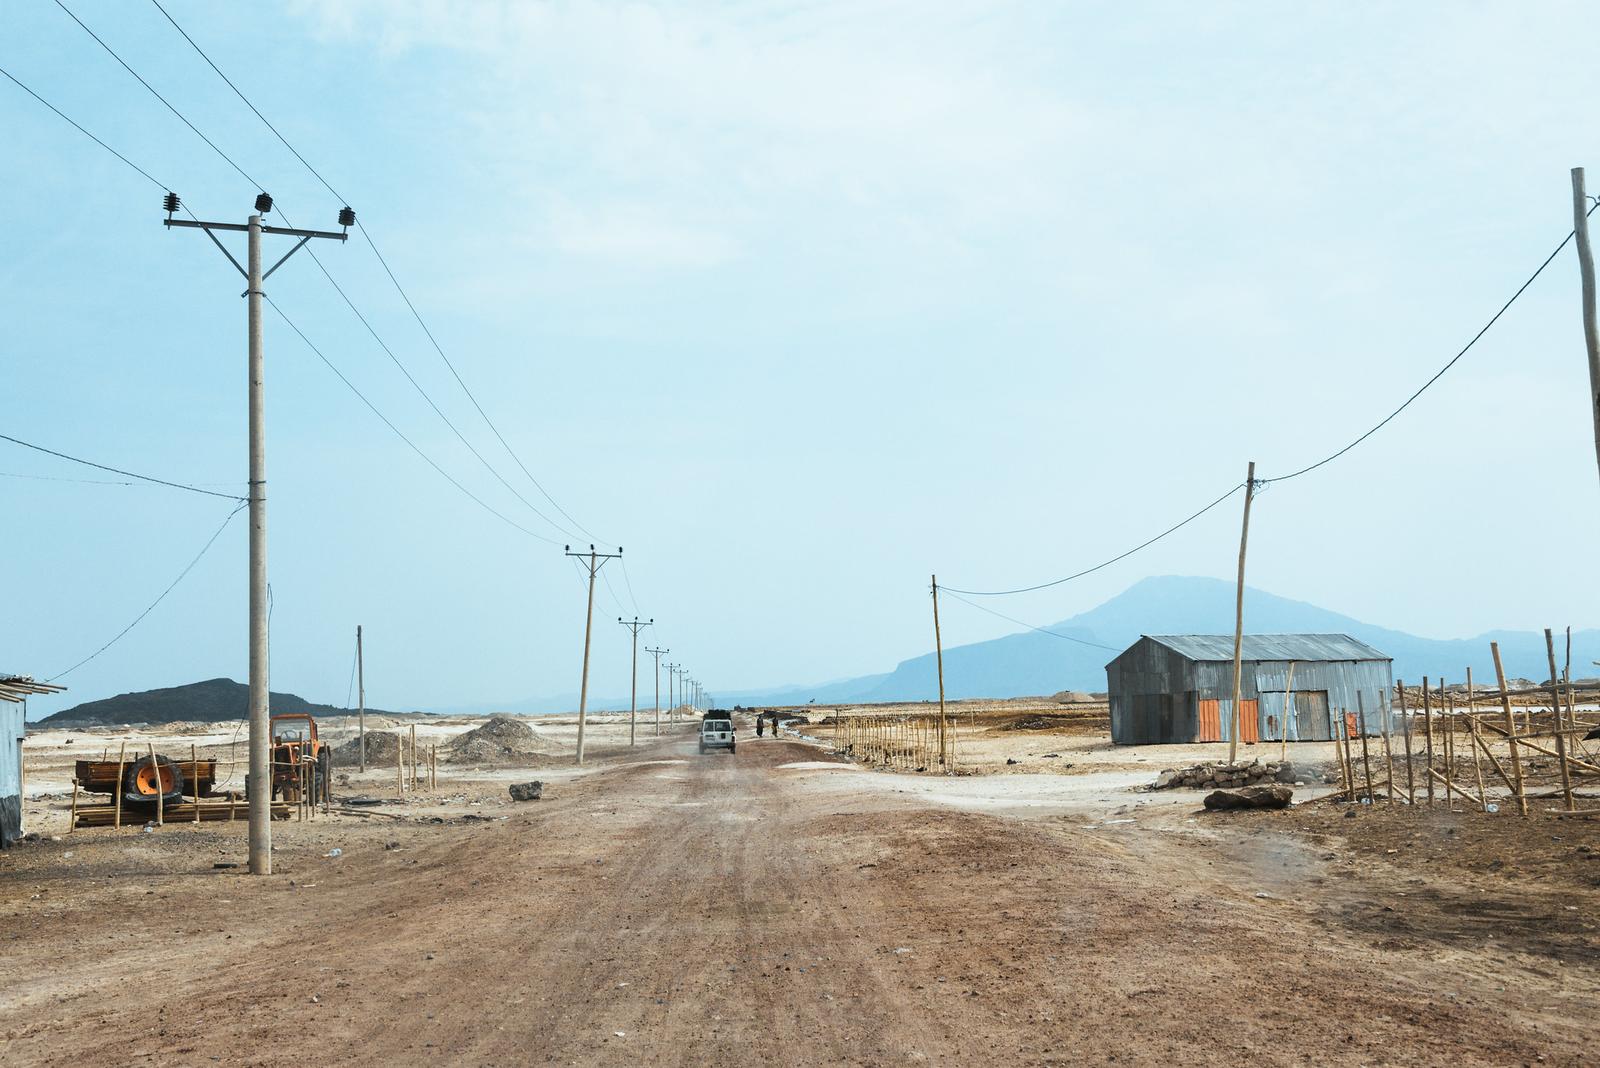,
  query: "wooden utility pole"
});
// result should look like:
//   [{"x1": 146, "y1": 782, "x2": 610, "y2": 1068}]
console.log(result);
[
  {"x1": 1278, "y1": 660, "x2": 1297, "y2": 760},
  {"x1": 1573, "y1": 168, "x2": 1600, "y2": 488},
  {"x1": 1228, "y1": 461, "x2": 1256, "y2": 764},
  {"x1": 646, "y1": 645, "x2": 668, "y2": 737},
  {"x1": 356, "y1": 624, "x2": 366, "y2": 773},
  {"x1": 618, "y1": 617, "x2": 653, "y2": 747},
  {"x1": 565, "y1": 545, "x2": 622, "y2": 765},
  {"x1": 931, "y1": 574, "x2": 949, "y2": 767}
]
